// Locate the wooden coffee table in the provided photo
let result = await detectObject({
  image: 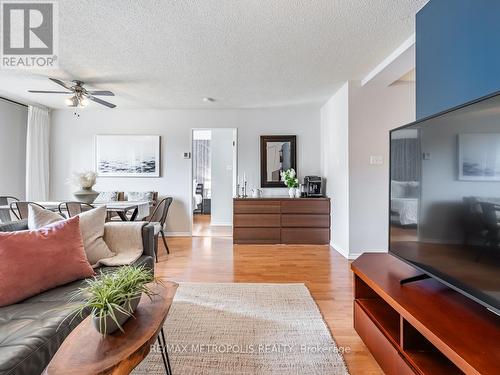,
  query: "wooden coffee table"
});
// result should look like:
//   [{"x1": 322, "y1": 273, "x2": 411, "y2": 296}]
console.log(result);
[{"x1": 44, "y1": 281, "x2": 178, "y2": 375}]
